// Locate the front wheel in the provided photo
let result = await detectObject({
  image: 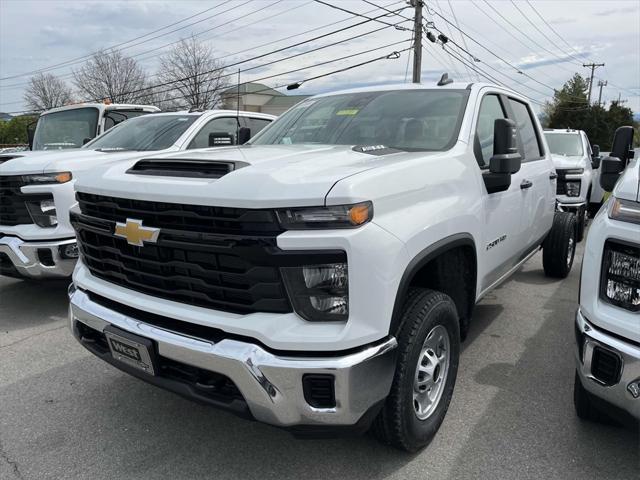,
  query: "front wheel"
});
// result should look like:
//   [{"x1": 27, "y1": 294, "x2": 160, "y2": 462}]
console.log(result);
[
  {"x1": 371, "y1": 288, "x2": 460, "y2": 452},
  {"x1": 543, "y1": 212, "x2": 576, "y2": 278}
]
